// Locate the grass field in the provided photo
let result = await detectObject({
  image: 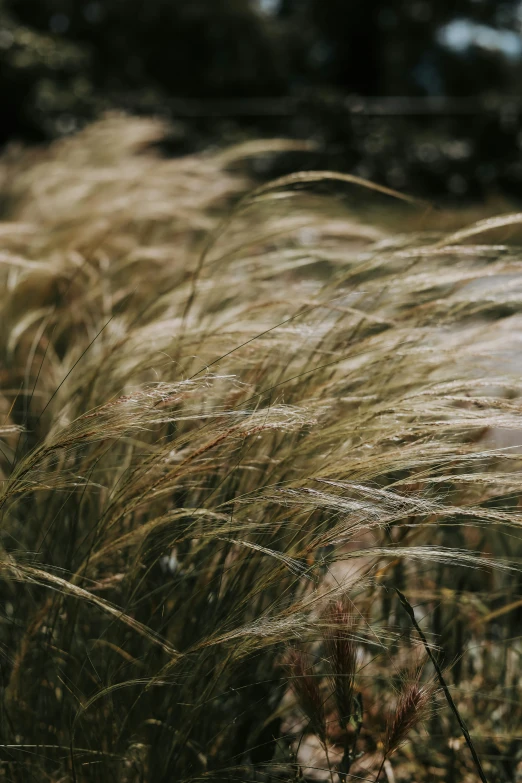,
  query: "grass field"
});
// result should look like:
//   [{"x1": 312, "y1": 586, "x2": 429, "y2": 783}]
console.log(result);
[{"x1": 1, "y1": 115, "x2": 522, "y2": 782}]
